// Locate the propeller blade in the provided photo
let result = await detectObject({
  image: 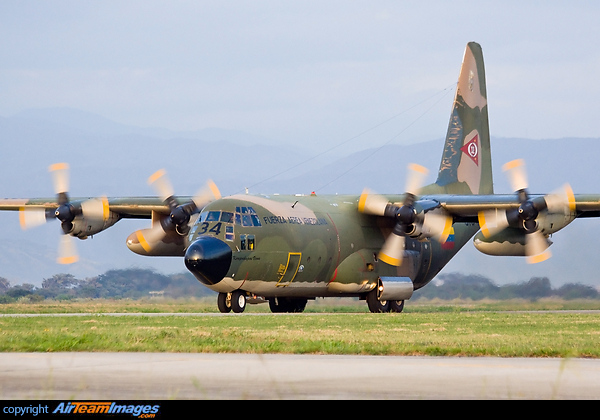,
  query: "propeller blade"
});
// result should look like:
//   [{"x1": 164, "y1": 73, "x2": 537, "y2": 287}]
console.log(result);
[
  {"x1": 57, "y1": 234, "x2": 78, "y2": 264},
  {"x1": 48, "y1": 163, "x2": 70, "y2": 197},
  {"x1": 422, "y1": 210, "x2": 453, "y2": 243},
  {"x1": 133, "y1": 225, "x2": 167, "y2": 253},
  {"x1": 19, "y1": 208, "x2": 48, "y2": 230},
  {"x1": 544, "y1": 184, "x2": 576, "y2": 214},
  {"x1": 358, "y1": 189, "x2": 390, "y2": 216},
  {"x1": 502, "y1": 159, "x2": 528, "y2": 193},
  {"x1": 192, "y1": 179, "x2": 221, "y2": 209},
  {"x1": 478, "y1": 209, "x2": 510, "y2": 238},
  {"x1": 148, "y1": 169, "x2": 175, "y2": 202},
  {"x1": 80, "y1": 196, "x2": 110, "y2": 221},
  {"x1": 405, "y1": 163, "x2": 429, "y2": 196},
  {"x1": 525, "y1": 230, "x2": 552, "y2": 264},
  {"x1": 379, "y1": 232, "x2": 405, "y2": 266}
]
